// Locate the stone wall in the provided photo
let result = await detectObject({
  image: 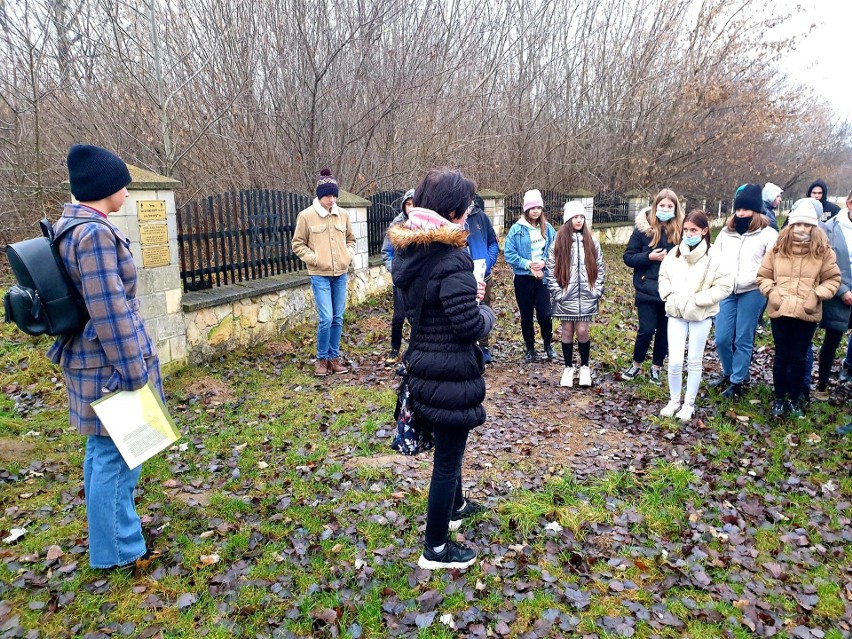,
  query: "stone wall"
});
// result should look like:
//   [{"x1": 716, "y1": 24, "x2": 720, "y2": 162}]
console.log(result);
[{"x1": 183, "y1": 262, "x2": 391, "y2": 363}]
